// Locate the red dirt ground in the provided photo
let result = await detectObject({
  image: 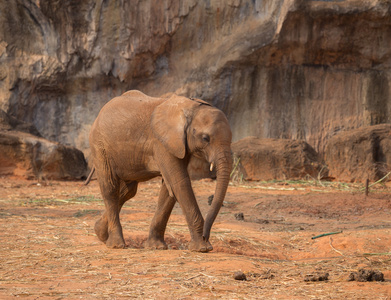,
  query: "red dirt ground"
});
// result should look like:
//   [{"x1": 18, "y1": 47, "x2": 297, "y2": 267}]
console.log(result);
[{"x1": 0, "y1": 177, "x2": 390, "y2": 299}]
